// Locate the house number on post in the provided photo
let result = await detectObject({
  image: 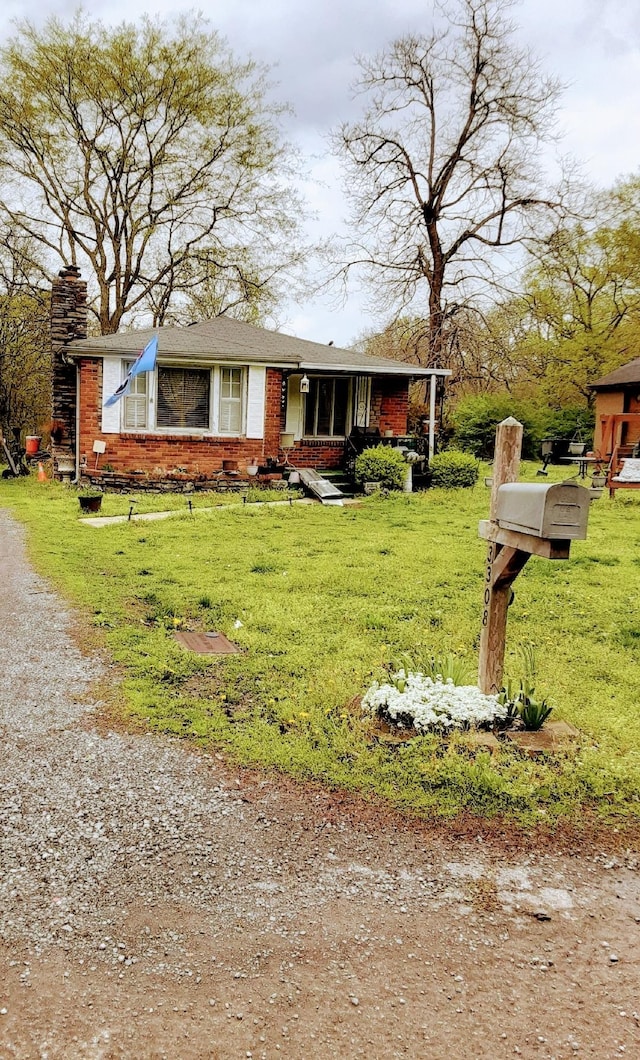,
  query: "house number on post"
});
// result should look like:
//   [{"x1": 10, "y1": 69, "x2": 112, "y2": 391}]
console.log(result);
[{"x1": 482, "y1": 543, "x2": 495, "y2": 628}]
